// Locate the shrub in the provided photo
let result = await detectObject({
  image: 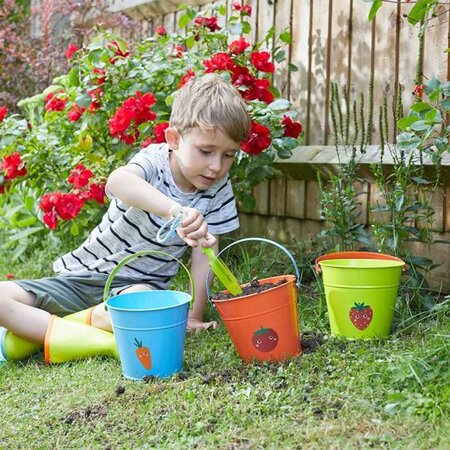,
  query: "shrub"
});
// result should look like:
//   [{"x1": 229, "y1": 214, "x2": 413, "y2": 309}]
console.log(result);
[{"x1": 0, "y1": 2, "x2": 302, "y2": 257}]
